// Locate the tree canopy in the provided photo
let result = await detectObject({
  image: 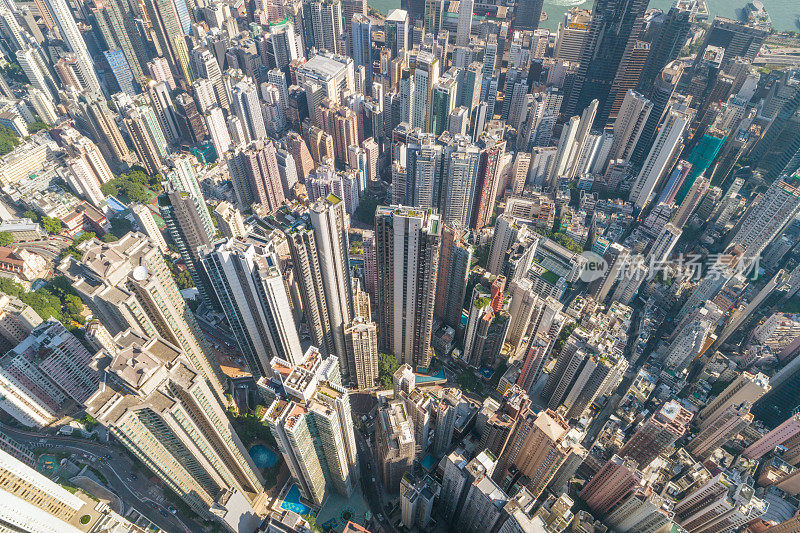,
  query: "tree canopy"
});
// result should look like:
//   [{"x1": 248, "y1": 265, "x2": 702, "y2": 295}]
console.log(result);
[
  {"x1": 0, "y1": 276, "x2": 85, "y2": 328},
  {"x1": 378, "y1": 352, "x2": 400, "y2": 389},
  {"x1": 0, "y1": 125, "x2": 20, "y2": 157},
  {"x1": 41, "y1": 216, "x2": 62, "y2": 235}
]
